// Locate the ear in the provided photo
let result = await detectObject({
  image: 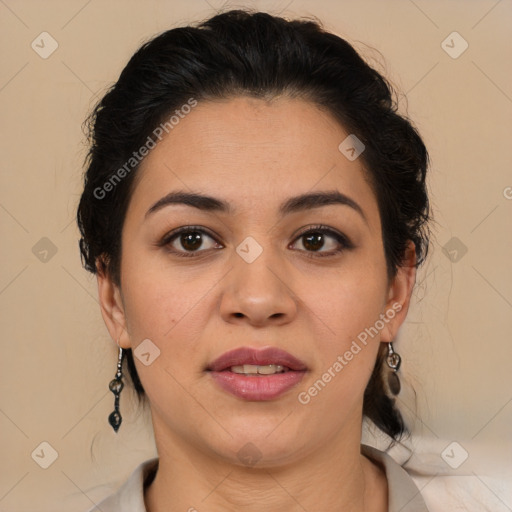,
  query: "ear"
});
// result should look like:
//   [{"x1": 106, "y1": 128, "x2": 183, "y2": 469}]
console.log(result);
[
  {"x1": 96, "y1": 259, "x2": 131, "y2": 349},
  {"x1": 380, "y1": 241, "x2": 417, "y2": 342}
]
